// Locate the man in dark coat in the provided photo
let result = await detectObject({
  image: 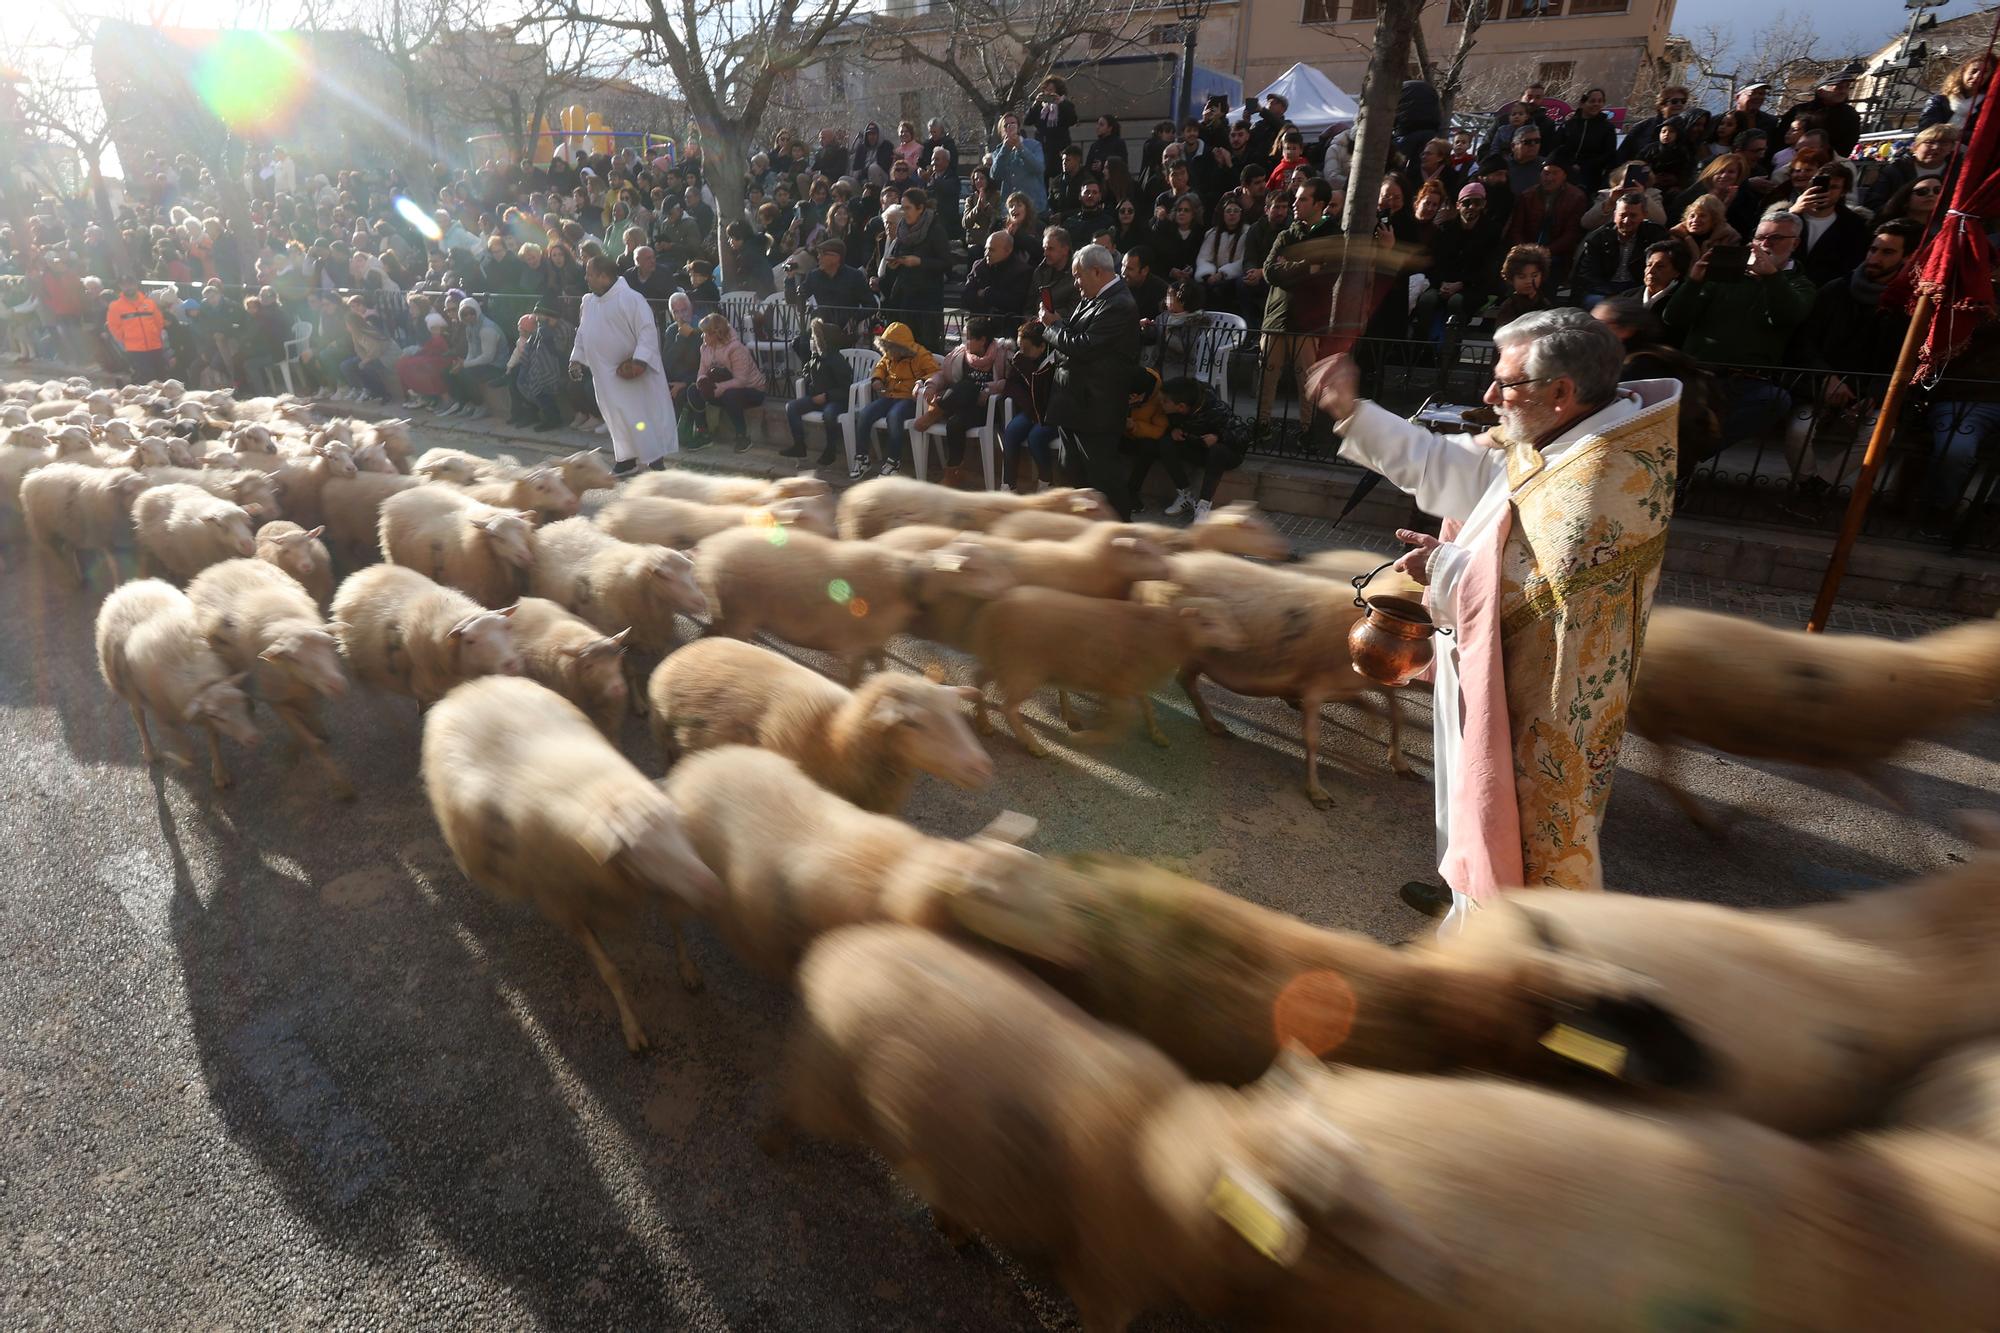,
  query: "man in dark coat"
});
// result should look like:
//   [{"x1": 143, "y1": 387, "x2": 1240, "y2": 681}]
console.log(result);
[
  {"x1": 1395, "y1": 78, "x2": 1443, "y2": 168},
  {"x1": 1779, "y1": 64, "x2": 1866, "y2": 159},
  {"x1": 963, "y1": 230, "x2": 1033, "y2": 321},
  {"x1": 1046, "y1": 242, "x2": 1141, "y2": 517}
]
